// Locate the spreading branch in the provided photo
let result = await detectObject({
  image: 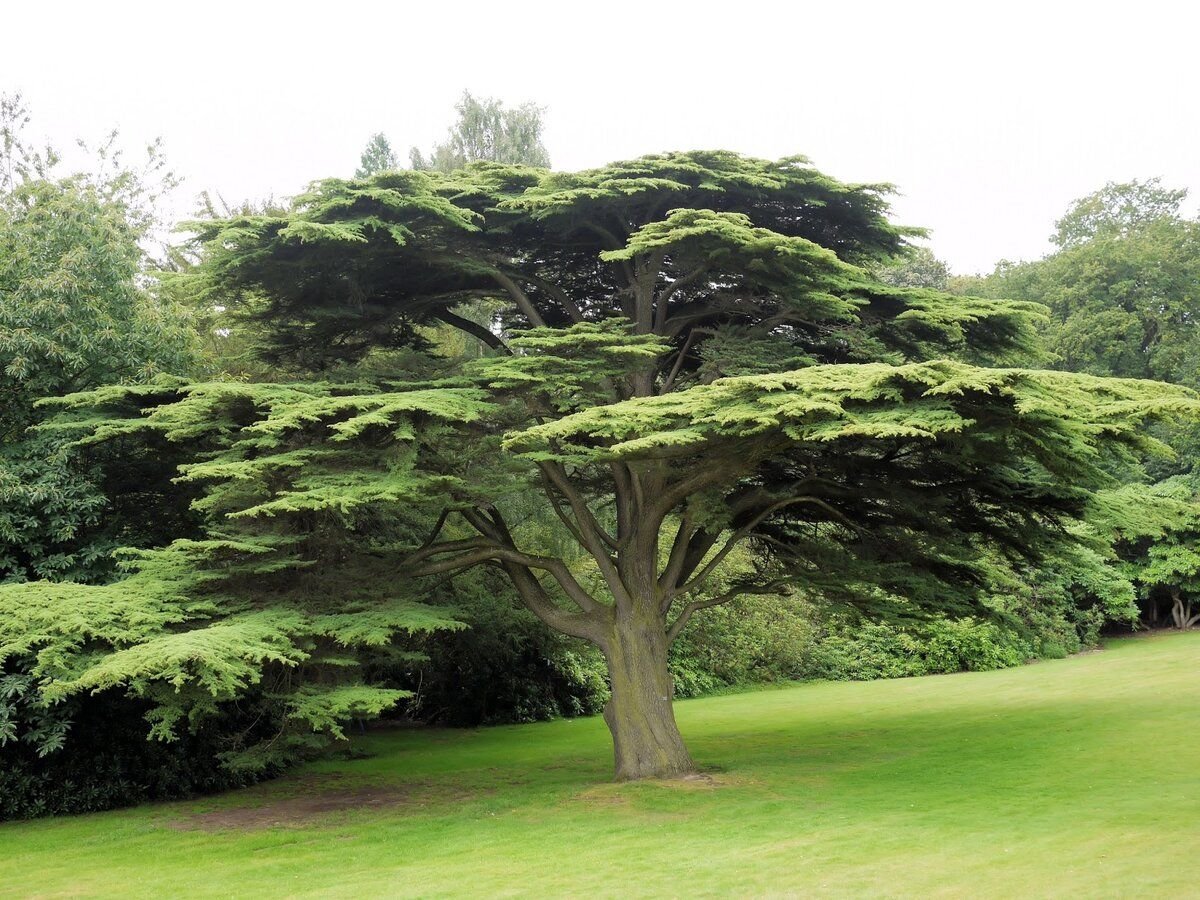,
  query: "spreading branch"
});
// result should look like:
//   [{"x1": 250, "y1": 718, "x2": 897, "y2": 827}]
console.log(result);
[
  {"x1": 490, "y1": 270, "x2": 546, "y2": 327},
  {"x1": 433, "y1": 309, "x2": 510, "y2": 353},
  {"x1": 666, "y1": 581, "x2": 792, "y2": 643}
]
